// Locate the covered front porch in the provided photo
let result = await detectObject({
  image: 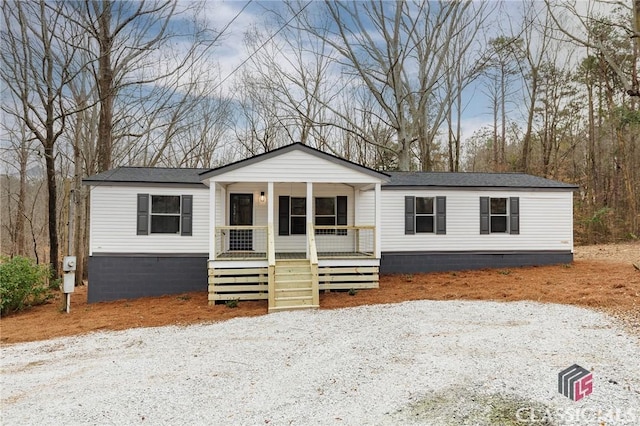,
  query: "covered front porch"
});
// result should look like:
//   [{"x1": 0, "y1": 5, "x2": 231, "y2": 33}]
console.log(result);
[
  {"x1": 206, "y1": 182, "x2": 381, "y2": 312},
  {"x1": 199, "y1": 144, "x2": 387, "y2": 312}
]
